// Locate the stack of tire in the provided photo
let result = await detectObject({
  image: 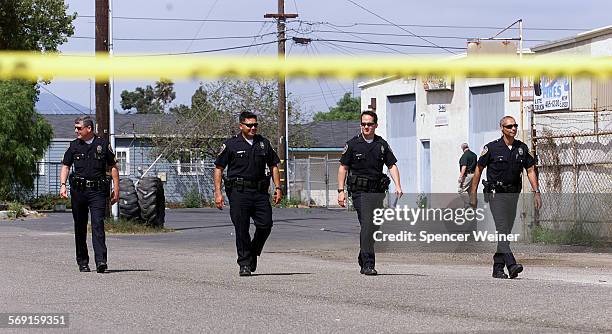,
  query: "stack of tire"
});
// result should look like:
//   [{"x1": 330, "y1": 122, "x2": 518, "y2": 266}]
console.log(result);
[
  {"x1": 118, "y1": 178, "x2": 140, "y2": 221},
  {"x1": 136, "y1": 177, "x2": 165, "y2": 228}
]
